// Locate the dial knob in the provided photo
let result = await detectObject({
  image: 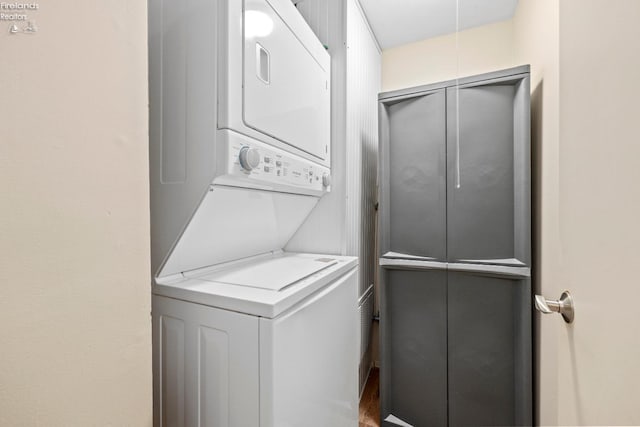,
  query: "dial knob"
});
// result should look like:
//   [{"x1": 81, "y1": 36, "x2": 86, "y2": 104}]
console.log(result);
[
  {"x1": 322, "y1": 173, "x2": 332, "y2": 187},
  {"x1": 239, "y1": 146, "x2": 260, "y2": 171}
]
